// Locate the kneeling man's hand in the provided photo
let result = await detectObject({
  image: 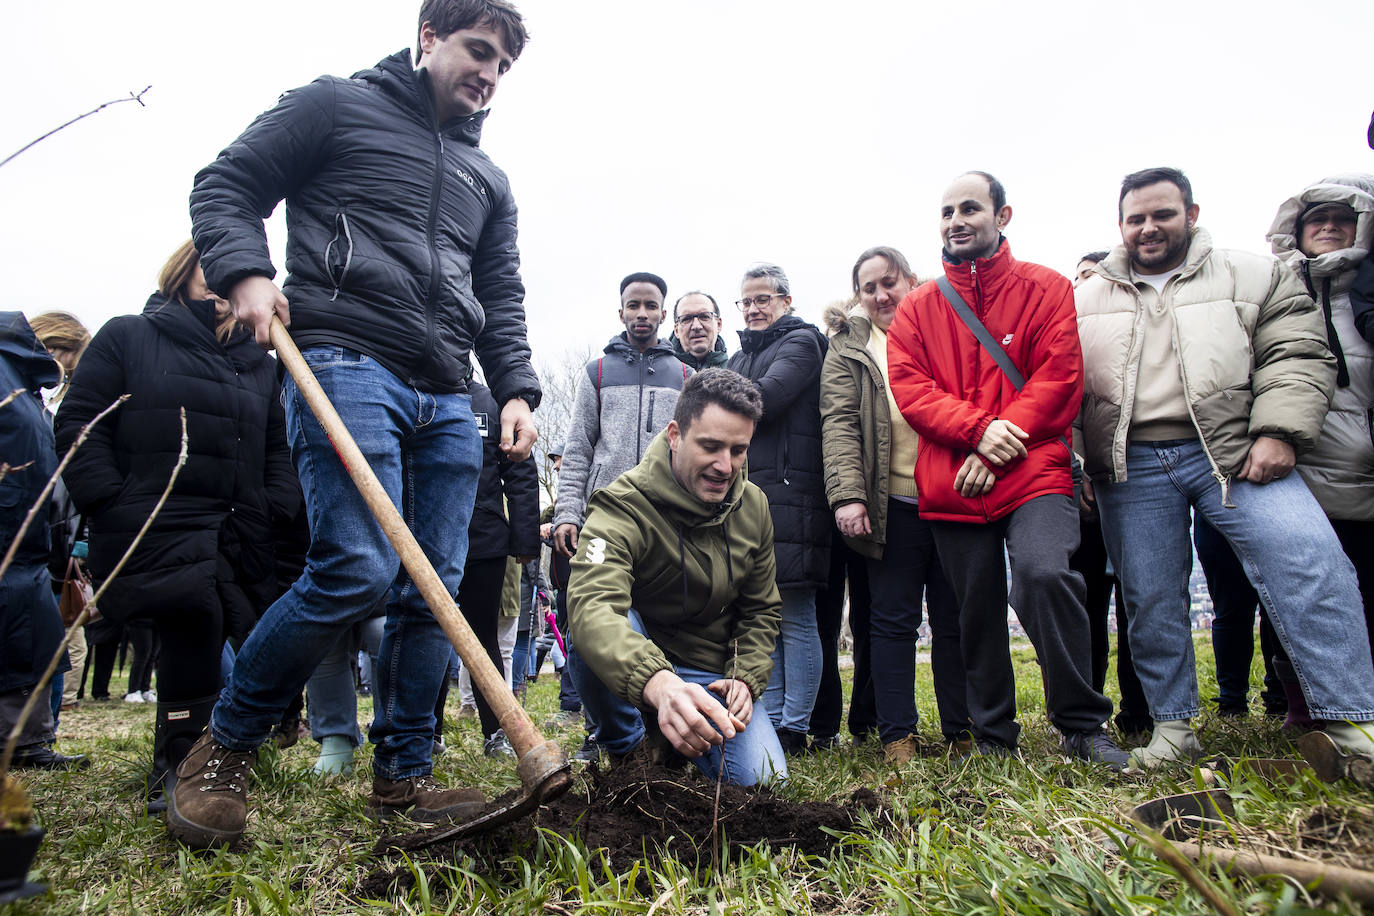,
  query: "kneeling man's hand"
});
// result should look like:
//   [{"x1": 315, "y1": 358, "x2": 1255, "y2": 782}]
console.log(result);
[{"x1": 642, "y1": 670, "x2": 741, "y2": 758}]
